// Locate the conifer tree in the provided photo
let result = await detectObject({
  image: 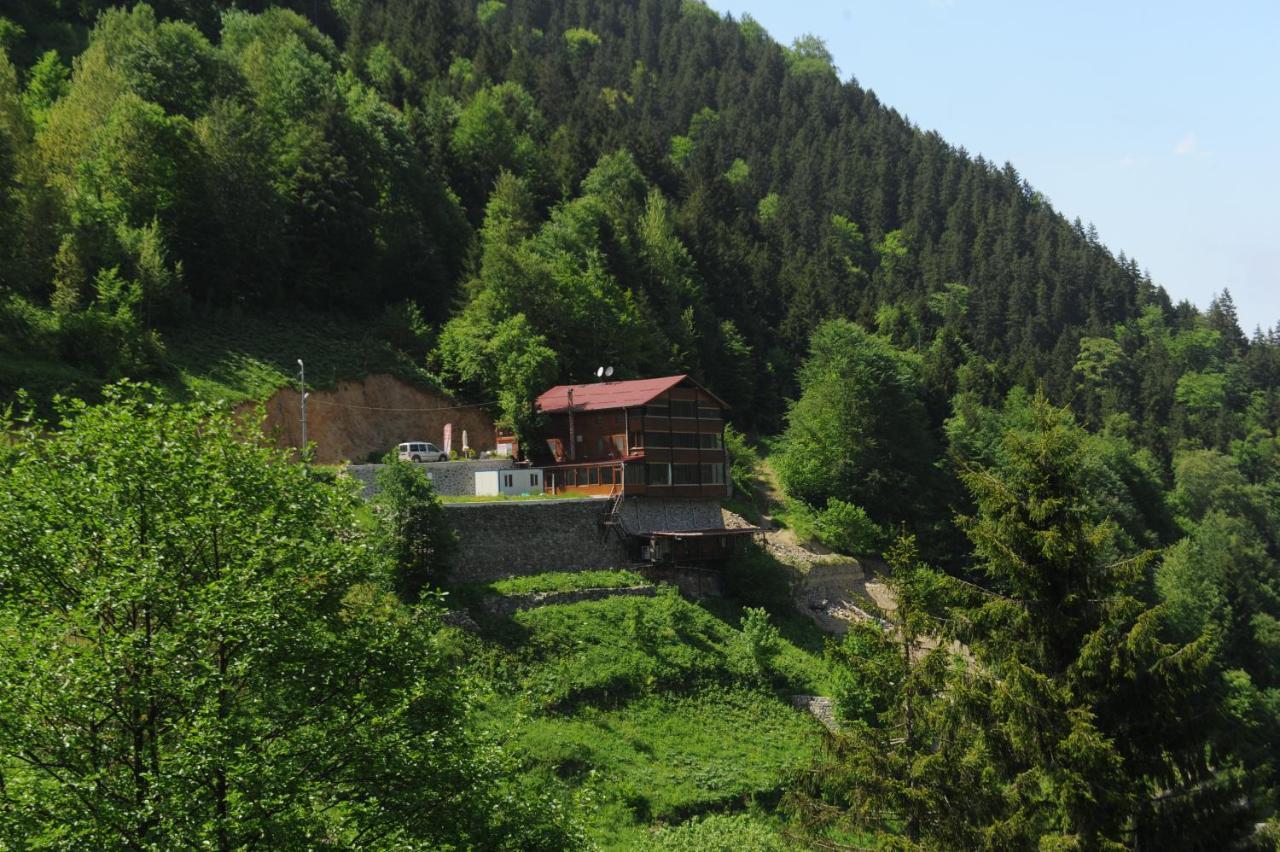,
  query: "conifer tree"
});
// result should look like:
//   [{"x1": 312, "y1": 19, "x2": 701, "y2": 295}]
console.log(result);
[
  {"x1": 945, "y1": 394, "x2": 1150, "y2": 845},
  {"x1": 791, "y1": 535, "x2": 959, "y2": 846}
]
